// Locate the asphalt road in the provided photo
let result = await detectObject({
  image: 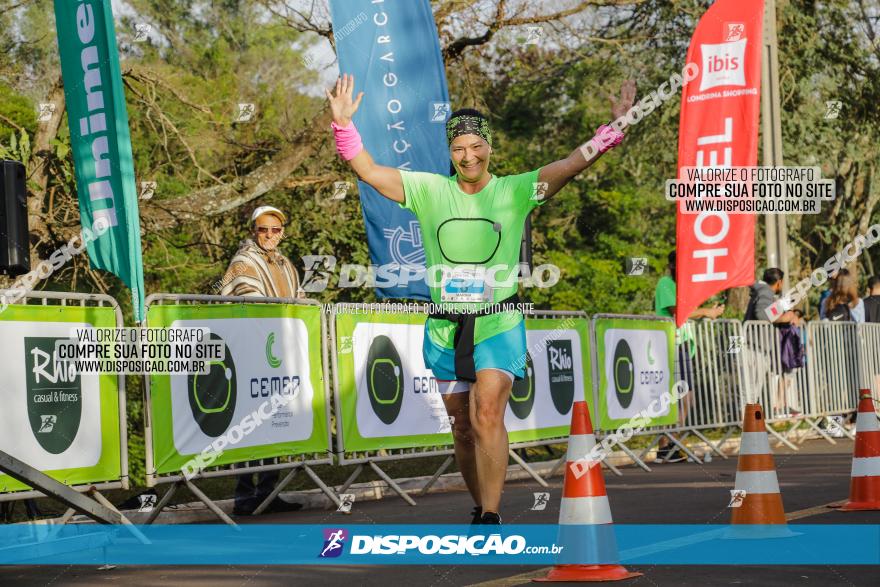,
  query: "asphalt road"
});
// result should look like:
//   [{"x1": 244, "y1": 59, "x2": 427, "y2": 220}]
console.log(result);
[{"x1": 2, "y1": 438, "x2": 879, "y2": 586}]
